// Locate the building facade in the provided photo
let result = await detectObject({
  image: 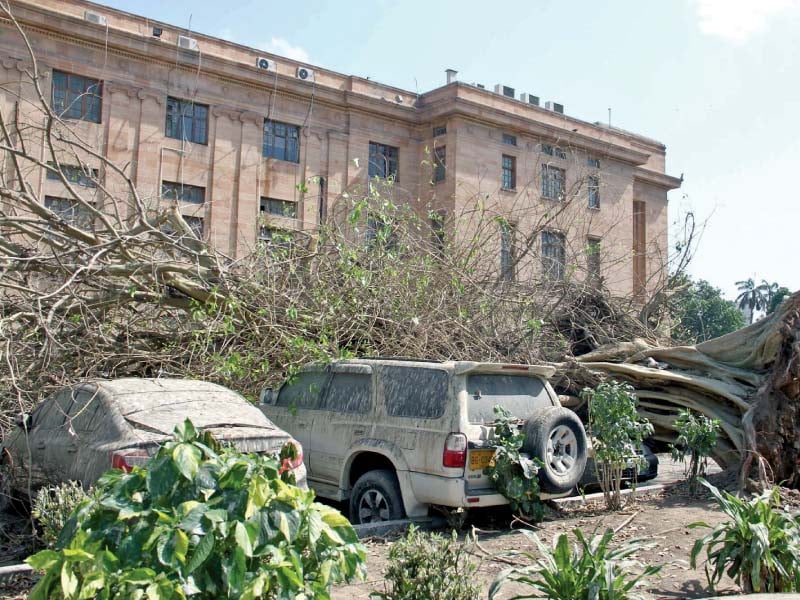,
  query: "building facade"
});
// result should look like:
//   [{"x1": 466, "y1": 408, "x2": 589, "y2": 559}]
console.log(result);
[{"x1": 0, "y1": 0, "x2": 681, "y2": 297}]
